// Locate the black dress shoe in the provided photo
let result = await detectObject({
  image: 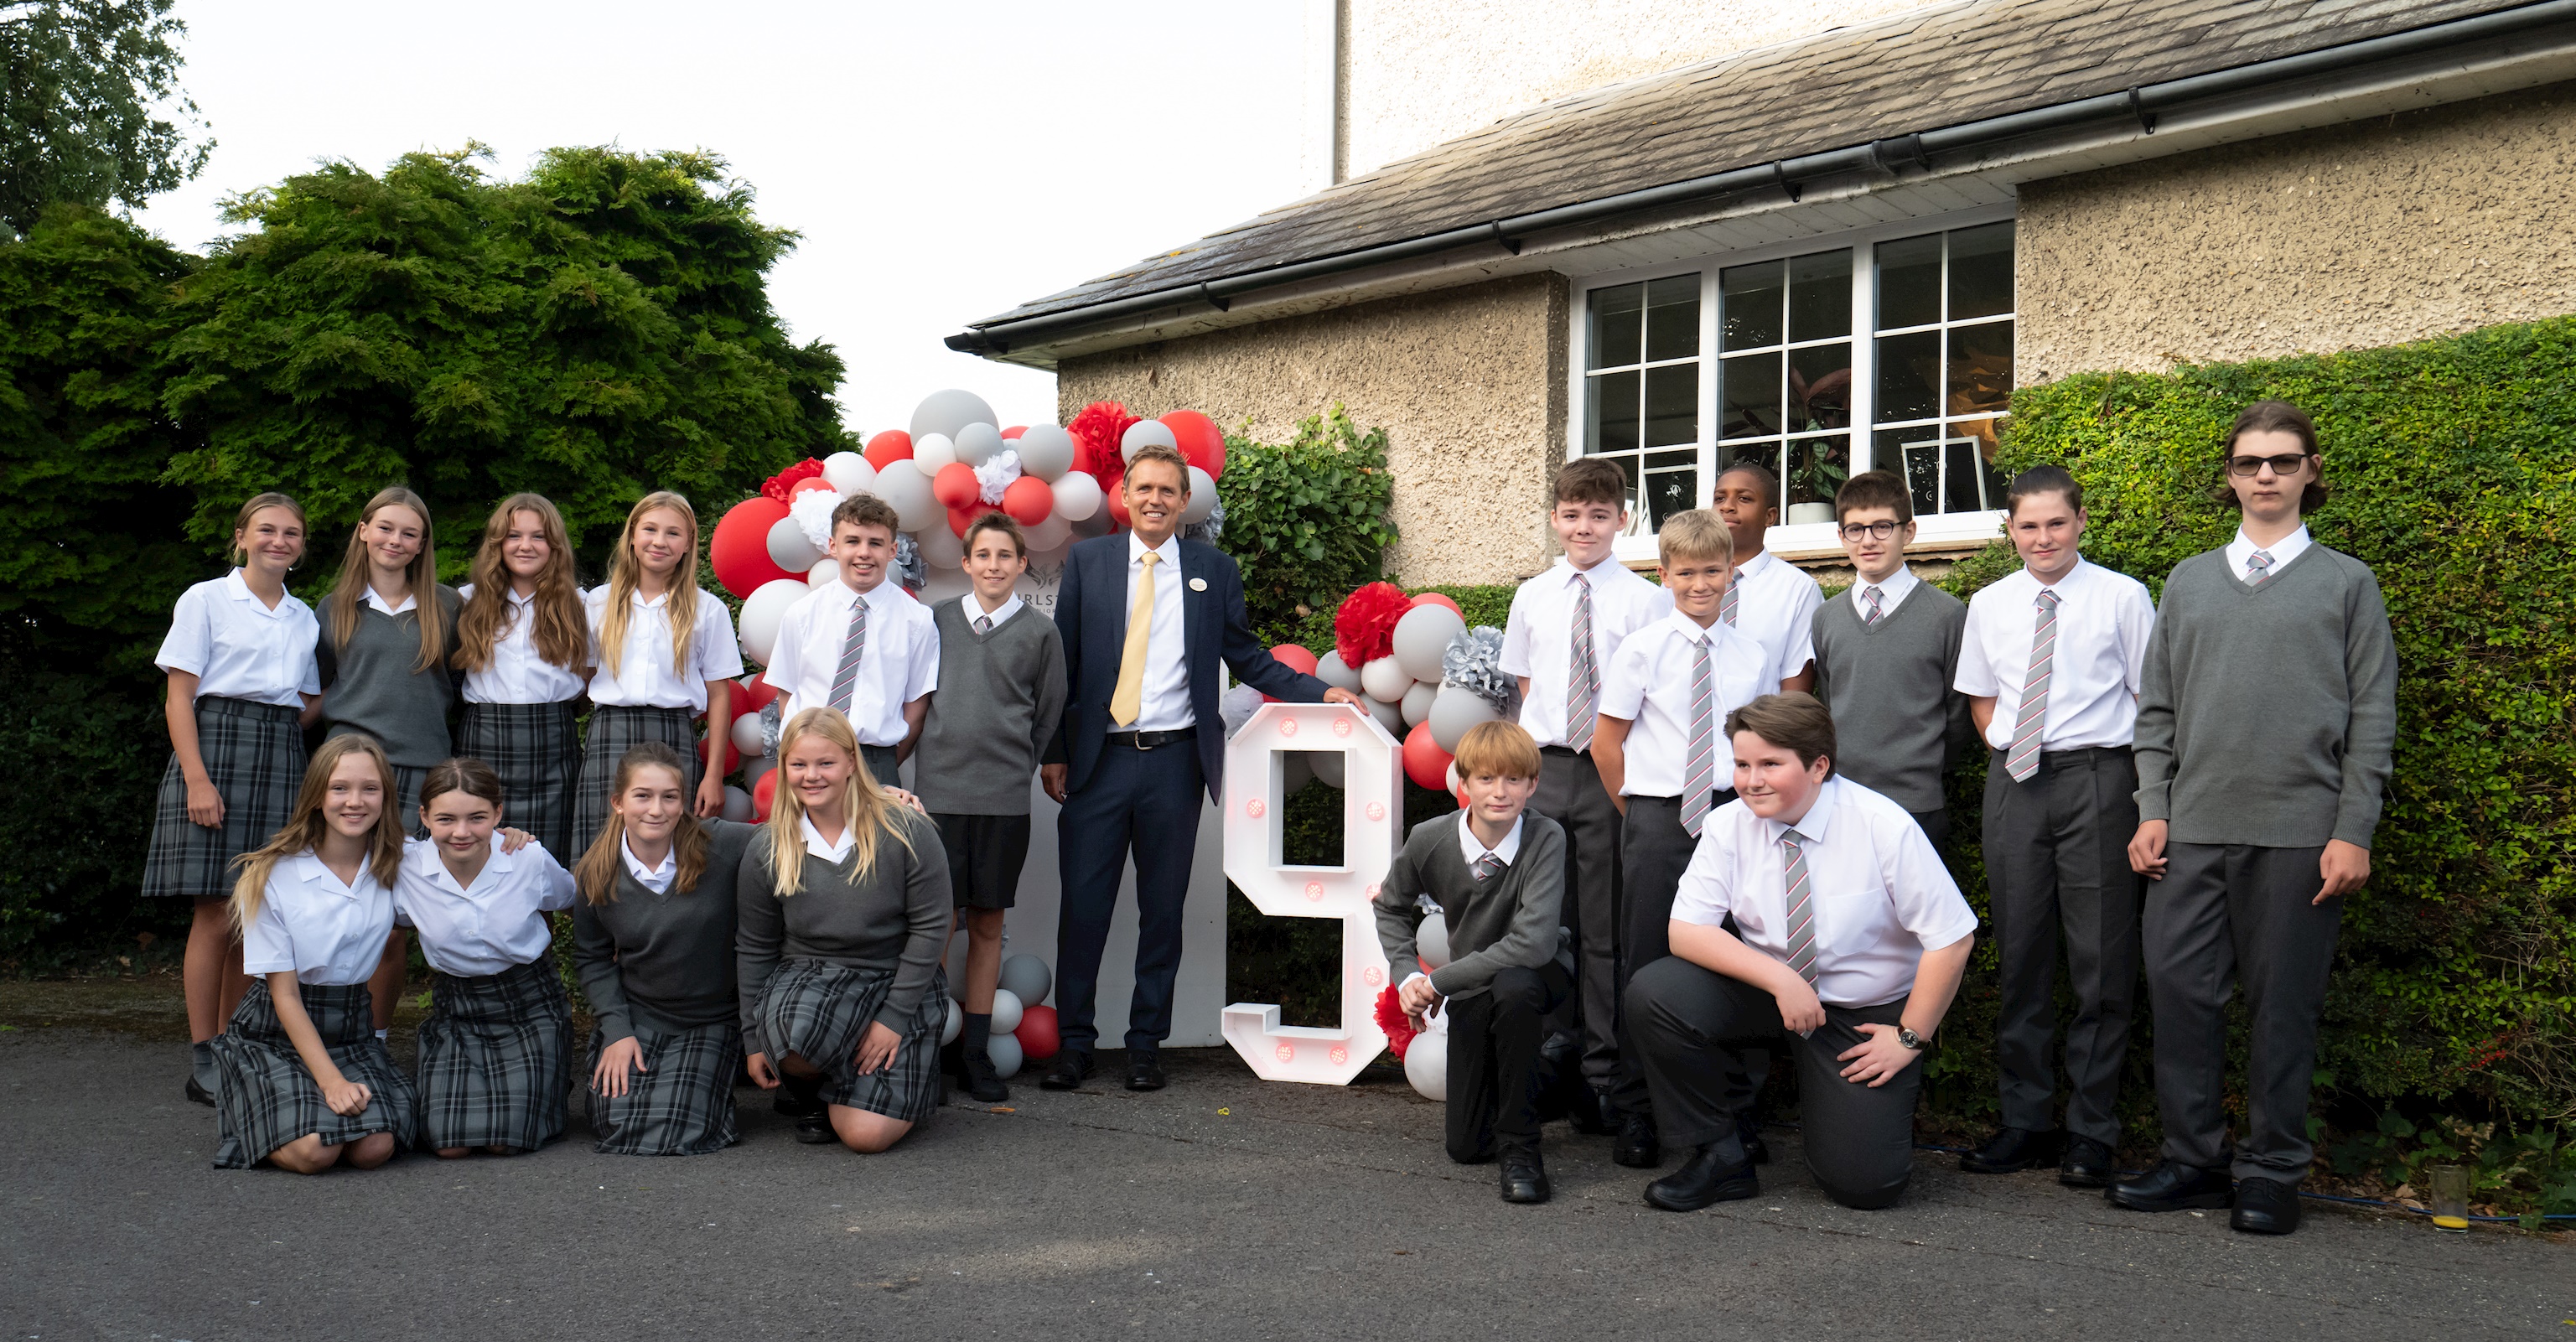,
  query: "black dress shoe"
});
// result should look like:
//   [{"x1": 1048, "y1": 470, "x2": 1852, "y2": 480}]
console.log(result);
[
  {"x1": 1039, "y1": 1049, "x2": 1094, "y2": 1091},
  {"x1": 793, "y1": 1109, "x2": 837, "y2": 1144},
  {"x1": 2108, "y1": 1159, "x2": 2234, "y2": 1213},
  {"x1": 1566, "y1": 1087, "x2": 1616, "y2": 1136},
  {"x1": 1960, "y1": 1126, "x2": 2067, "y2": 1174},
  {"x1": 2230, "y1": 1176, "x2": 2301, "y2": 1235},
  {"x1": 1125, "y1": 1054, "x2": 1167, "y2": 1091},
  {"x1": 188, "y1": 1041, "x2": 219, "y2": 1106},
  {"x1": 1612, "y1": 1109, "x2": 1661, "y2": 1168},
  {"x1": 774, "y1": 1076, "x2": 824, "y2": 1119},
  {"x1": 959, "y1": 1052, "x2": 1009, "y2": 1103},
  {"x1": 184, "y1": 1075, "x2": 215, "y2": 1106},
  {"x1": 1738, "y1": 1114, "x2": 1771, "y2": 1167},
  {"x1": 1499, "y1": 1148, "x2": 1552, "y2": 1204},
  {"x1": 1646, "y1": 1143, "x2": 1758, "y2": 1211},
  {"x1": 2059, "y1": 1136, "x2": 2116, "y2": 1189}
]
